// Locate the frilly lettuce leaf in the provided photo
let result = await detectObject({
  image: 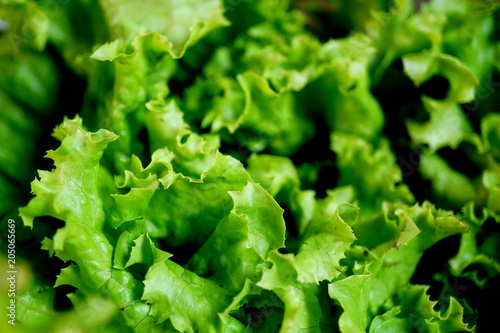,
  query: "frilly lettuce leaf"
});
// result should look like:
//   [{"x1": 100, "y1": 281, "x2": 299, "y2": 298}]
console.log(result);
[
  {"x1": 256, "y1": 251, "x2": 324, "y2": 333},
  {"x1": 99, "y1": 0, "x2": 229, "y2": 59},
  {"x1": 369, "y1": 285, "x2": 474, "y2": 333},
  {"x1": 83, "y1": 34, "x2": 177, "y2": 171},
  {"x1": 237, "y1": 14, "x2": 324, "y2": 93},
  {"x1": 412, "y1": 113, "x2": 500, "y2": 215},
  {"x1": 406, "y1": 98, "x2": 475, "y2": 153},
  {"x1": 448, "y1": 203, "x2": 500, "y2": 288},
  {"x1": 419, "y1": 153, "x2": 476, "y2": 208},
  {"x1": 331, "y1": 132, "x2": 414, "y2": 213},
  {"x1": 317, "y1": 38, "x2": 385, "y2": 141},
  {"x1": 0, "y1": 256, "x2": 121, "y2": 333},
  {"x1": 402, "y1": 51, "x2": 478, "y2": 107},
  {"x1": 330, "y1": 201, "x2": 472, "y2": 332},
  {"x1": 78, "y1": 0, "x2": 229, "y2": 170},
  {"x1": 237, "y1": 197, "x2": 358, "y2": 331},
  {"x1": 4, "y1": 280, "x2": 117, "y2": 333},
  {"x1": 413, "y1": 113, "x2": 500, "y2": 289},
  {"x1": 236, "y1": 73, "x2": 314, "y2": 155},
  {"x1": 18, "y1": 116, "x2": 149, "y2": 328},
  {"x1": 186, "y1": 71, "x2": 316, "y2": 155},
  {"x1": 246, "y1": 154, "x2": 300, "y2": 200},
  {"x1": 293, "y1": 196, "x2": 357, "y2": 284},
  {"x1": 142, "y1": 260, "x2": 241, "y2": 333},
  {"x1": 187, "y1": 181, "x2": 286, "y2": 293},
  {"x1": 428, "y1": 0, "x2": 499, "y2": 81},
  {"x1": 16, "y1": 115, "x2": 256, "y2": 331},
  {"x1": 145, "y1": 100, "x2": 220, "y2": 179},
  {"x1": 115, "y1": 150, "x2": 251, "y2": 248},
  {"x1": 19, "y1": 116, "x2": 117, "y2": 233},
  {"x1": 329, "y1": 274, "x2": 373, "y2": 333}
]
